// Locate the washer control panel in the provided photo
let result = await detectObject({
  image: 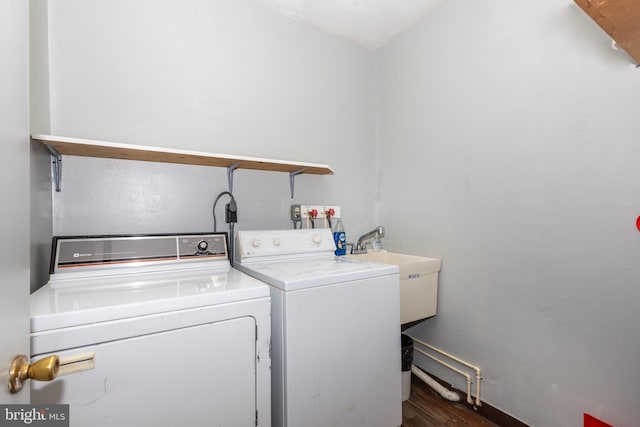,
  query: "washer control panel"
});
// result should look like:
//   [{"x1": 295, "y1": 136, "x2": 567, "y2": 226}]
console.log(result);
[{"x1": 236, "y1": 229, "x2": 336, "y2": 260}]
